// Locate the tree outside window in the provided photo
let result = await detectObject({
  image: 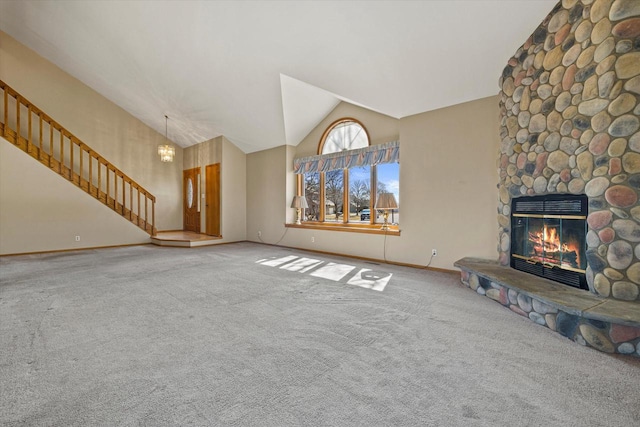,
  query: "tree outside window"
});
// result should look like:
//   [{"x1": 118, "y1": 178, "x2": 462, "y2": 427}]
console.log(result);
[
  {"x1": 324, "y1": 170, "x2": 343, "y2": 222},
  {"x1": 304, "y1": 172, "x2": 320, "y2": 221},
  {"x1": 349, "y1": 166, "x2": 370, "y2": 222}
]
